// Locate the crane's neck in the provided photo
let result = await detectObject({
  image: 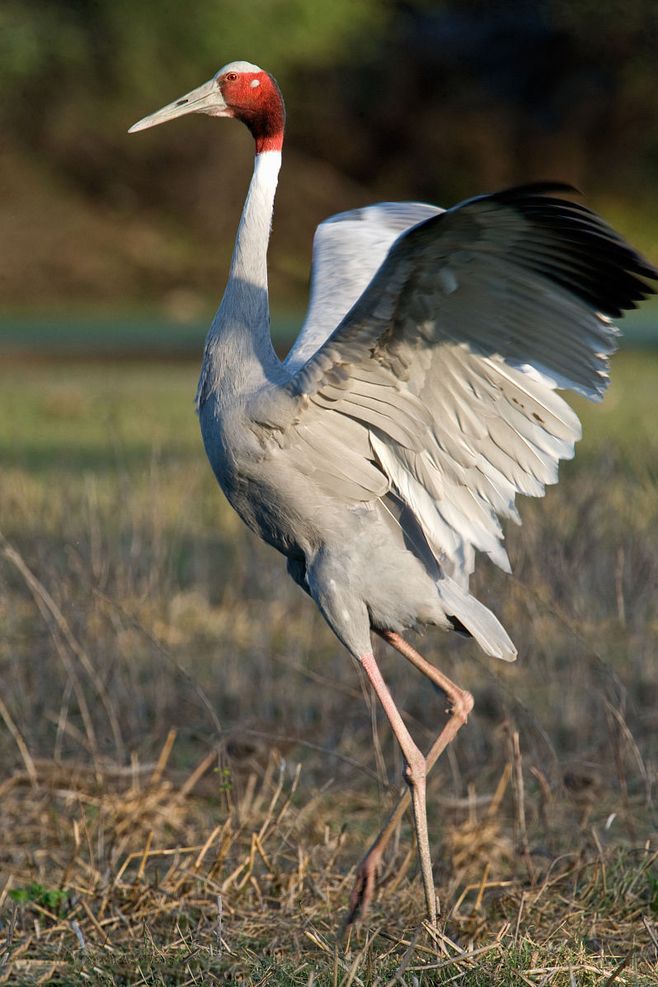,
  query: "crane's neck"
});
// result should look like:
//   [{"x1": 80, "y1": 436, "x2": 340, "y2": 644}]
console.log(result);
[
  {"x1": 229, "y1": 149, "x2": 281, "y2": 292},
  {"x1": 199, "y1": 149, "x2": 282, "y2": 405}
]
